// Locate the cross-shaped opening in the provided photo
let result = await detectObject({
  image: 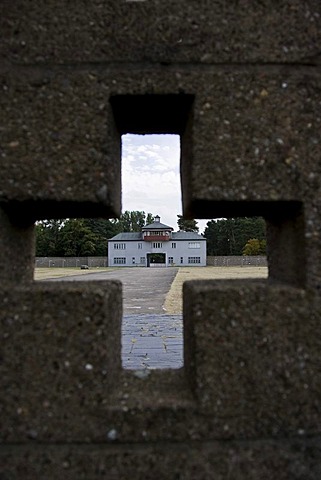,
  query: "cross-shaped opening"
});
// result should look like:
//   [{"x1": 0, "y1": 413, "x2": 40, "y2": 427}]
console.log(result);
[
  {"x1": 29, "y1": 93, "x2": 306, "y2": 377},
  {"x1": 110, "y1": 94, "x2": 195, "y2": 371},
  {"x1": 119, "y1": 133, "x2": 184, "y2": 370},
  {"x1": 111, "y1": 93, "x2": 306, "y2": 372}
]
